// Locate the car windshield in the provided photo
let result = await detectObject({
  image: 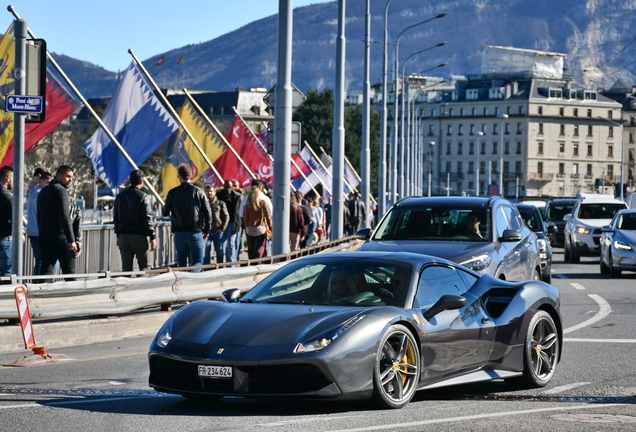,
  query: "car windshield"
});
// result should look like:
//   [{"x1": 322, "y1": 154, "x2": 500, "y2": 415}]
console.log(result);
[
  {"x1": 373, "y1": 205, "x2": 491, "y2": 242},
  {"x1": 577, "y1": 203, "x2": 626, "y2": 219},
  {"x1": 545, "y1": 203, "x2": 574, "y2": 221},
  {"x1": 242, "y1": 257, "x2": 412, "y2": 307},
  {"x1": 617, "y1": 213, "x2": 636, "y2": 230},
  {"x1": 517, "y1": 207, "x2": 543, "y2": 232}
]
